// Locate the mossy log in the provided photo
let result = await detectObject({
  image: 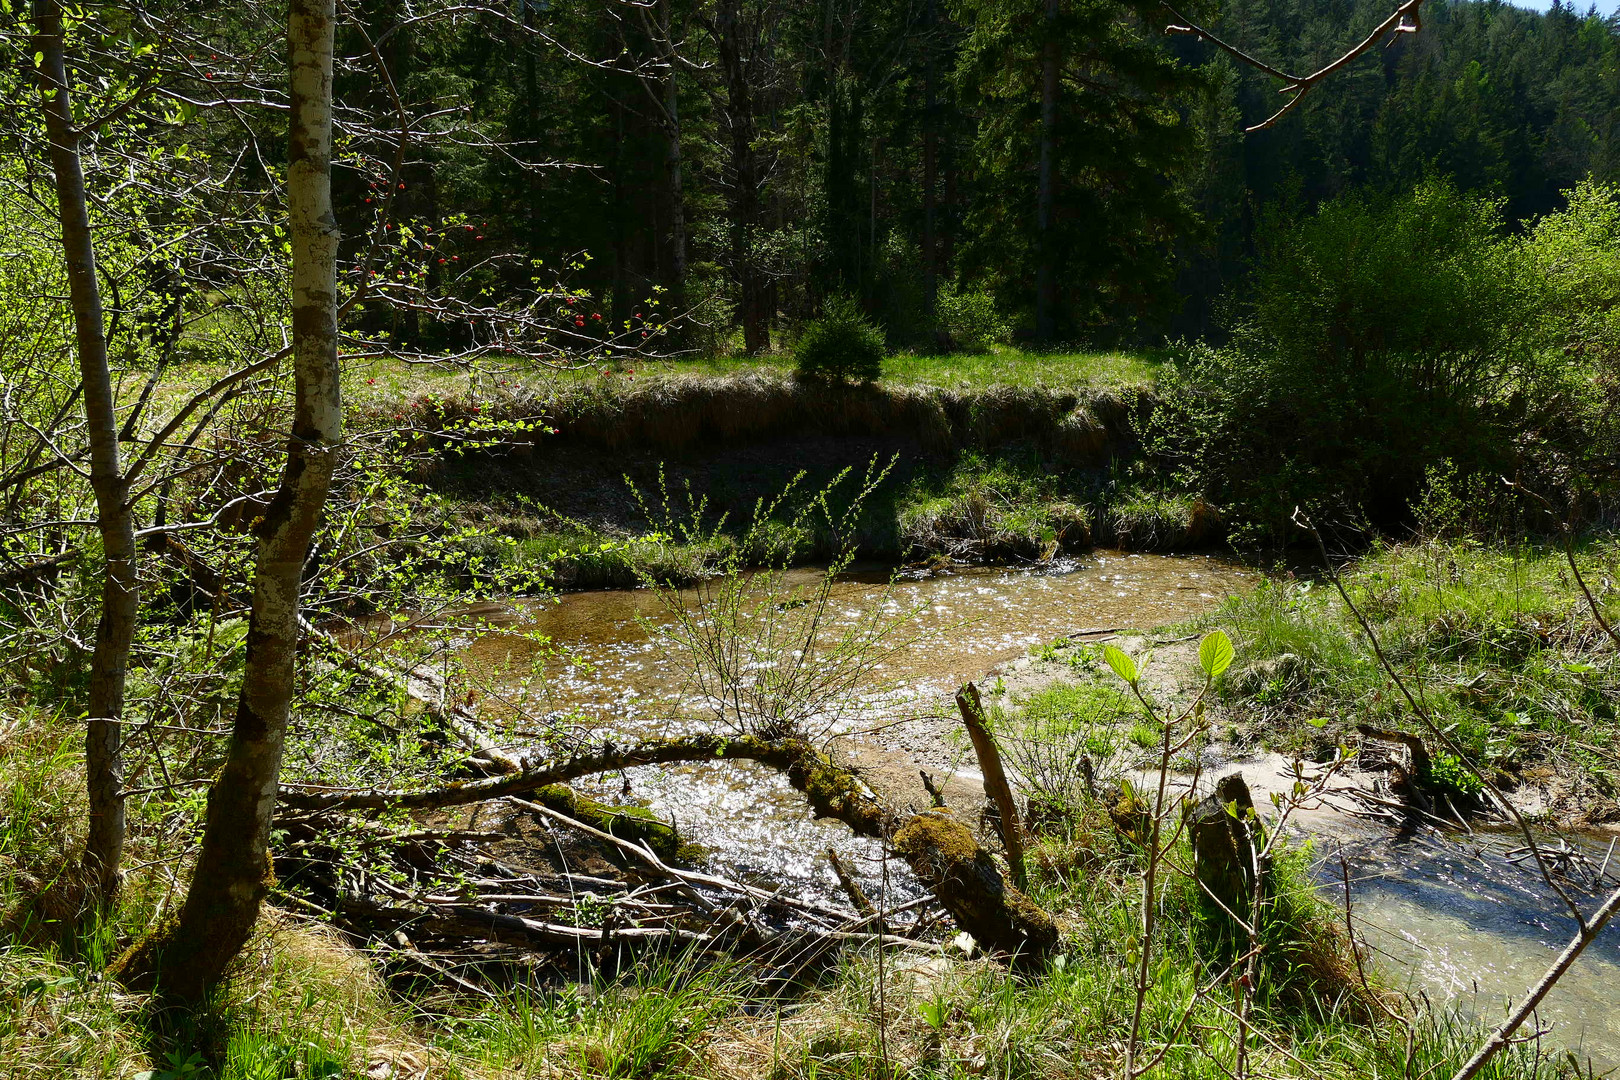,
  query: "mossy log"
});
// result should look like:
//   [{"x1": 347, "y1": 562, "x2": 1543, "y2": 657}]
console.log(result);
[
  {"x1": 281, "y1": 733, "x2": 1059, "y2": 958},
  {"x1": 892, "y1": 812, "x2": 1058, "y2": 956}
]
